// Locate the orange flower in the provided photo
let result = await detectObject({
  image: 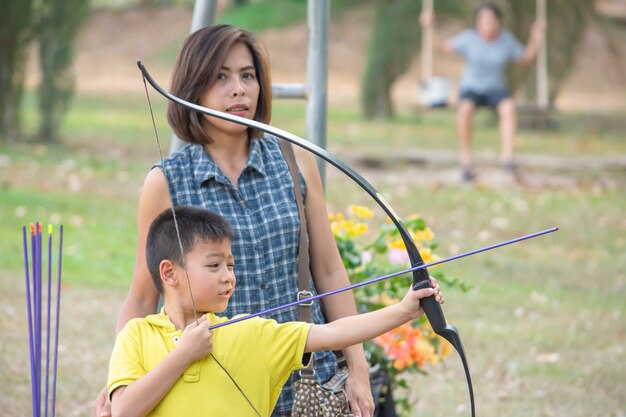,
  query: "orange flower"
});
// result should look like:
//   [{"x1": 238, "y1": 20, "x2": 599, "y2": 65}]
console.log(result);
[{"x1": 374, "y1": 322, "x2": 433, "y2": 371}]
